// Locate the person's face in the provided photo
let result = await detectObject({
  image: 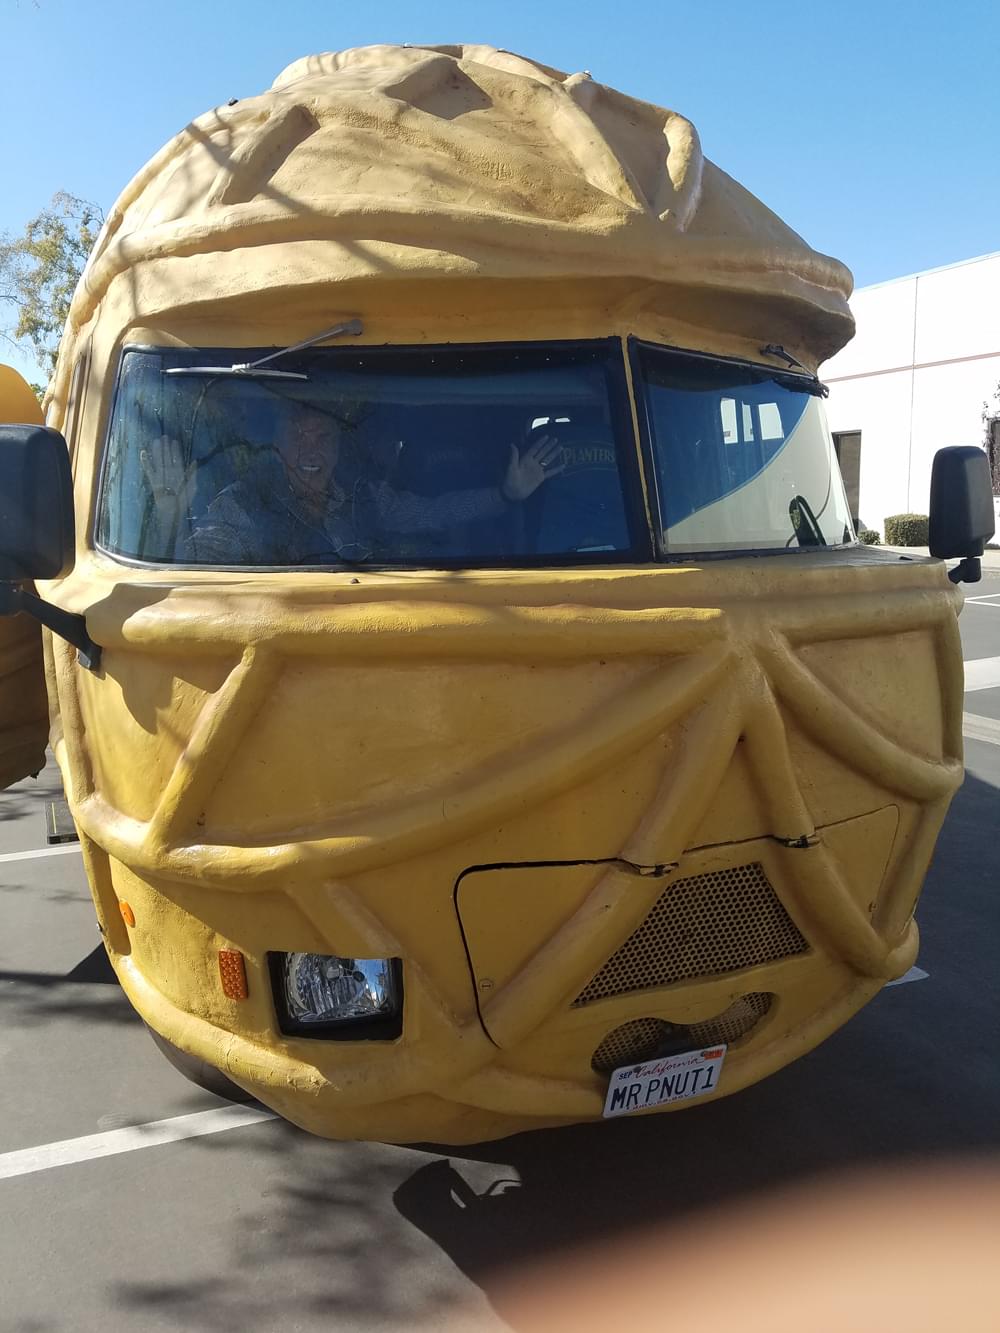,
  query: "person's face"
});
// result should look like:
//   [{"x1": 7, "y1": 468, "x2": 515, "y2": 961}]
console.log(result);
[{"x1": 277, "y1": 412, "x2": 340, "y2": 497}]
